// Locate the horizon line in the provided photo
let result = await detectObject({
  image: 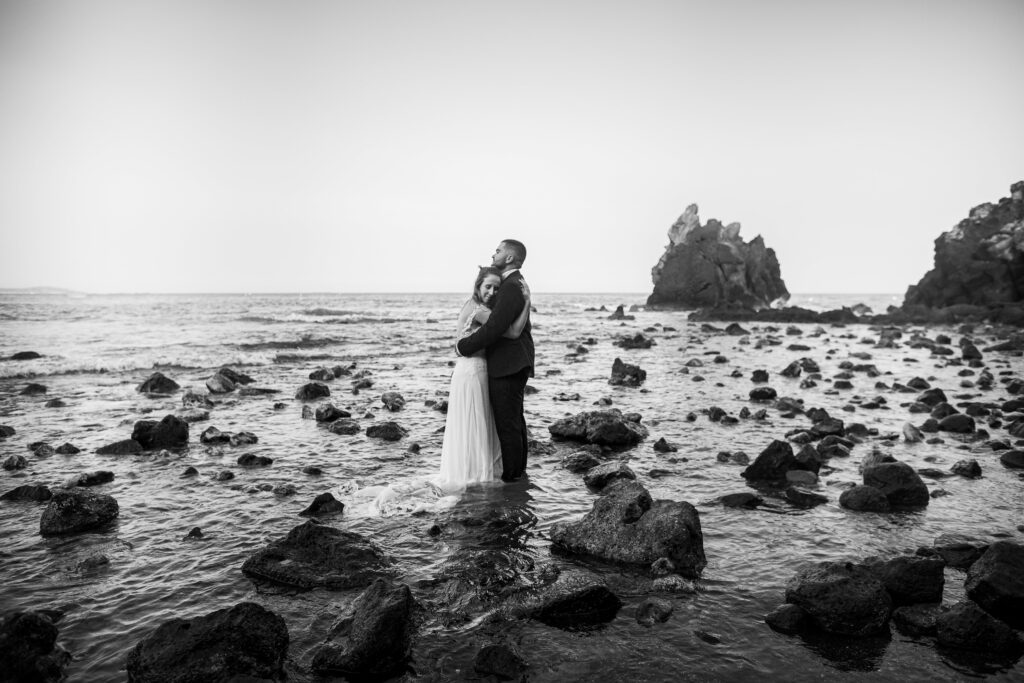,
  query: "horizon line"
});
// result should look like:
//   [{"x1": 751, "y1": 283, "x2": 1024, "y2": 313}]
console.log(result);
[{"x1": 0, "y1": 287, "x2": 905, "y2": 297}]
